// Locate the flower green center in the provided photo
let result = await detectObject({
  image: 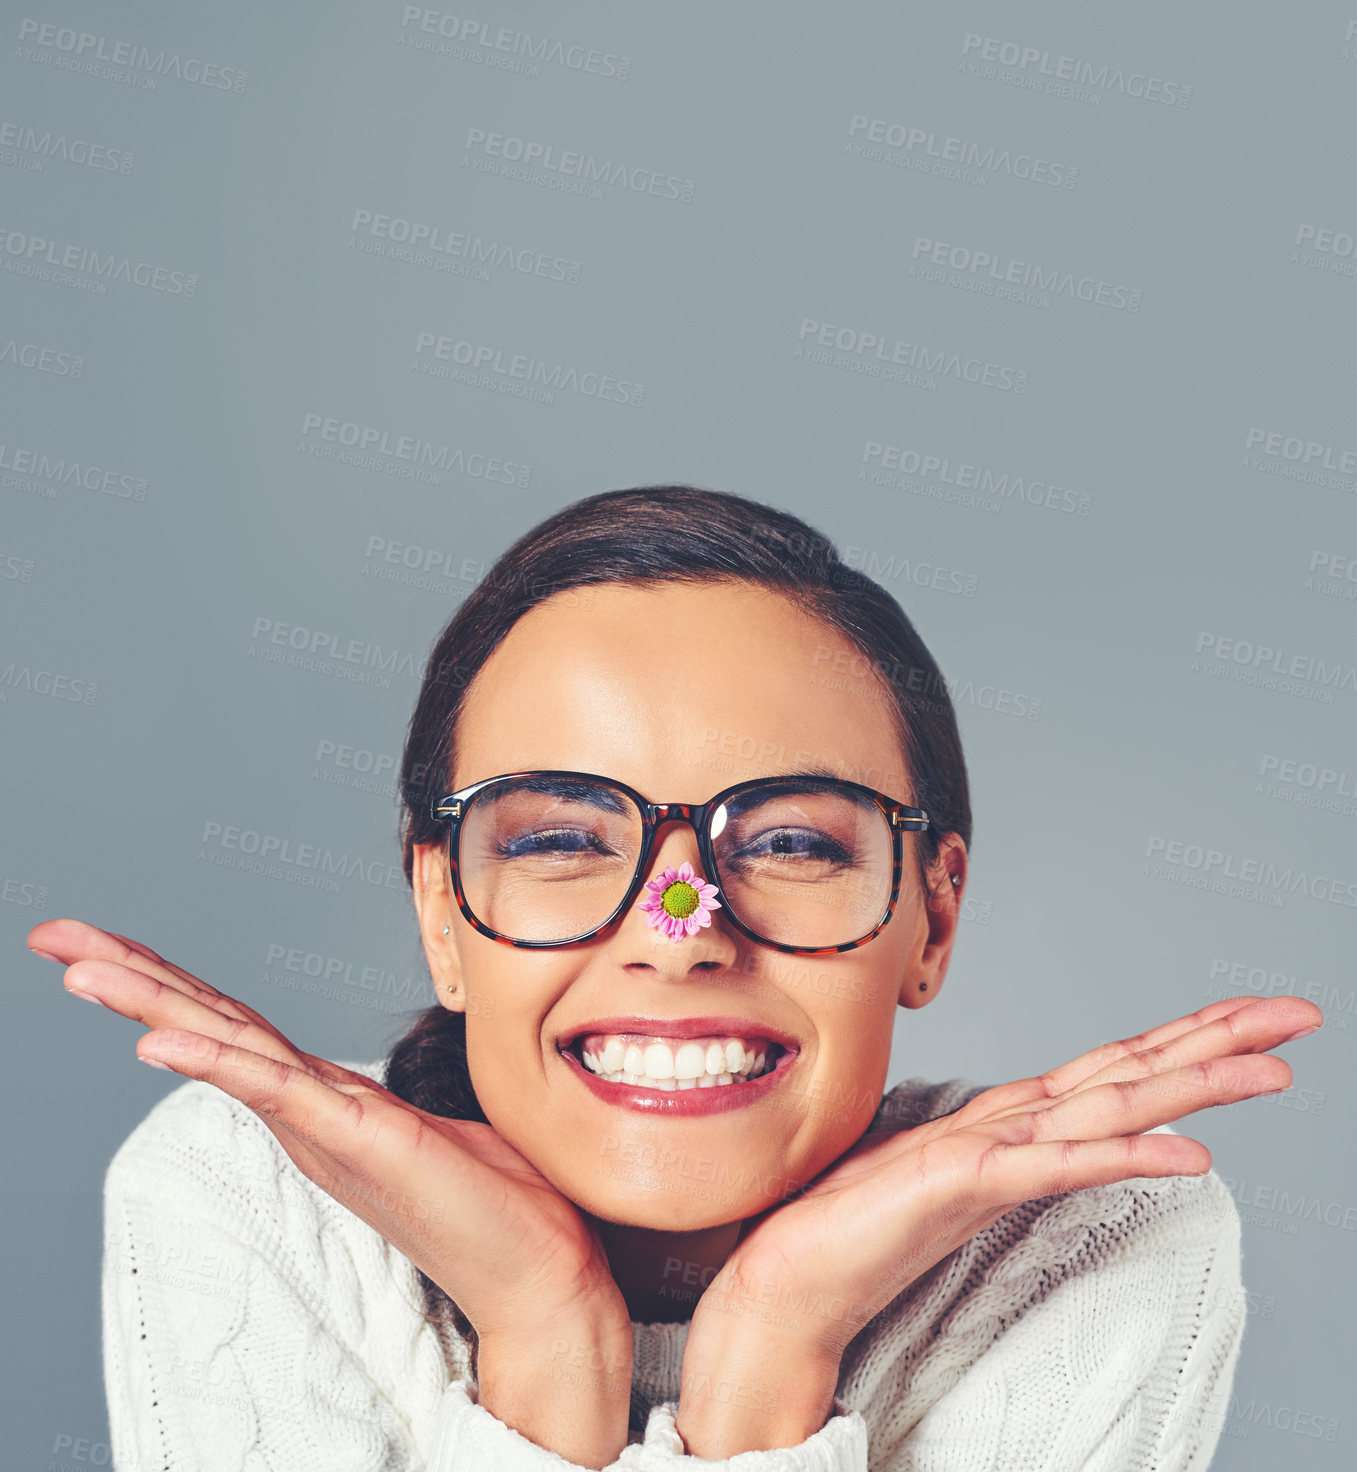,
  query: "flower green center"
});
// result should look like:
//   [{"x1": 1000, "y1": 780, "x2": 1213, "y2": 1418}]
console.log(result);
[{"x1": 661, "y1": 881, "x2": 700, "y2": 919}]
